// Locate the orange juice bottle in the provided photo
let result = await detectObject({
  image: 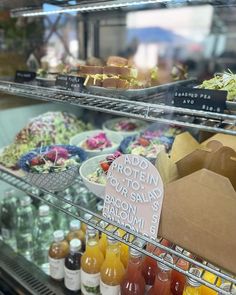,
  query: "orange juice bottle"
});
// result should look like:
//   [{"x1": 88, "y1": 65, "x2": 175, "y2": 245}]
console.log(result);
[
  {"x1": 201, "y1": 265, "x2": 222, "y2": 295},
  {"x1": 81, "y1": 226, "x2": 104, "y2": 295},
  {"x1": 100, "y1": 236, "x2": 125, "y2": 295},
  {"x1": 183, "y1": 268, "x2": 202, "y2": 295}
]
